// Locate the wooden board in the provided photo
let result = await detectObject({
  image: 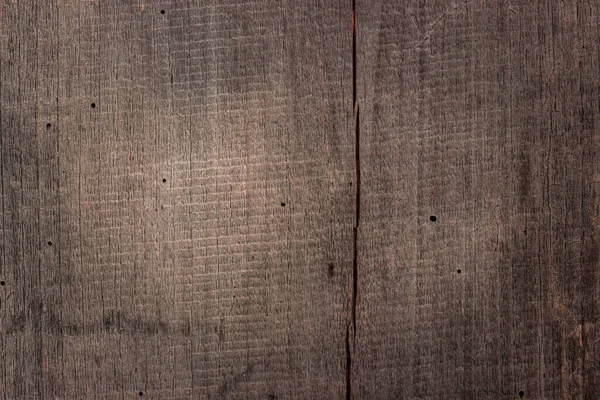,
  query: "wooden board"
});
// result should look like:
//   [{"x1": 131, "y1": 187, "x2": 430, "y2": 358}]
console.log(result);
[
  {"x1": 1, "y1": 0, "x2": 599, "y2": 399},
  {"x1": 355, "y1": 0, "x2": 600, "y2": 399},
  {"x1": 1, "y1": 0, "x2": 353, "y2": 398}
]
